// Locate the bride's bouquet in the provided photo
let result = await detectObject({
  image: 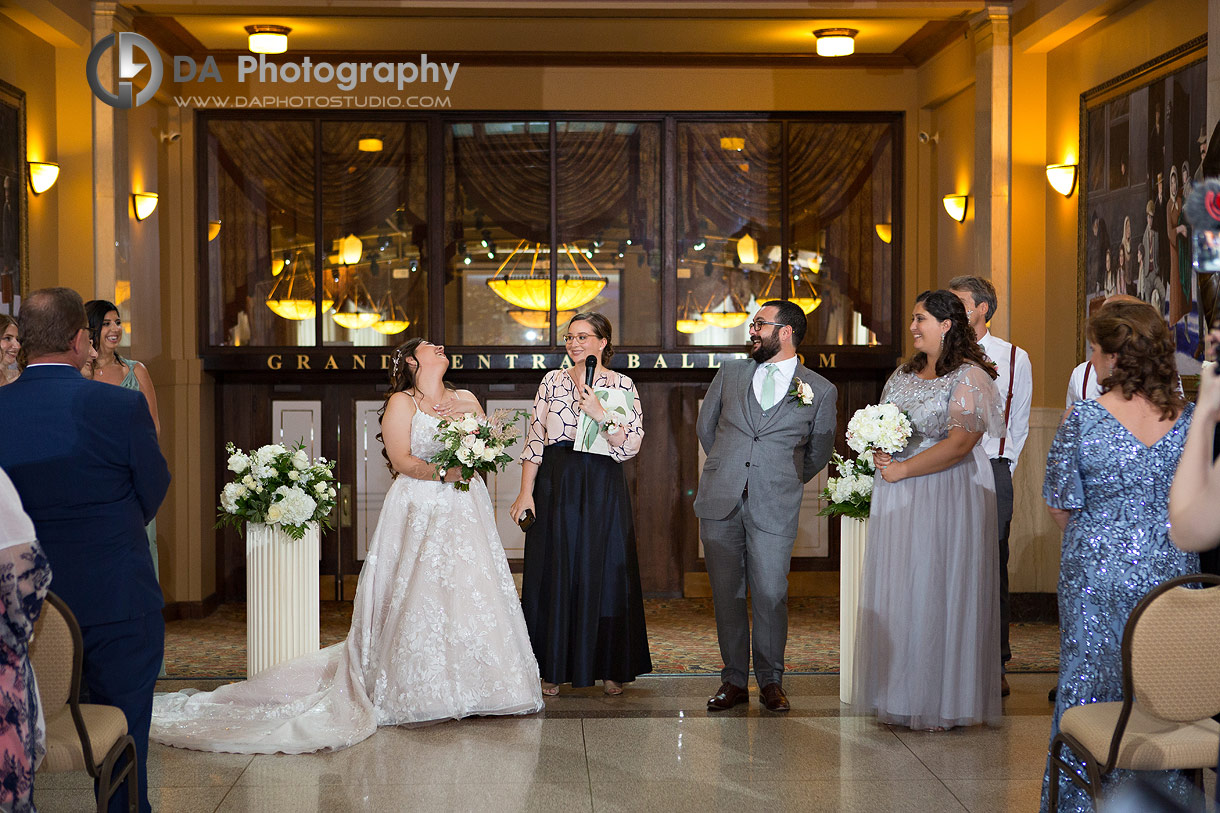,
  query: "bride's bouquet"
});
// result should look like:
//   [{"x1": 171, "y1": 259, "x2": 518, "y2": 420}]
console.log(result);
[
  {"x1": 429, "y1": 409, "x2": 527, "y2": 492},
  {"x1": 819, "y1": 403, "x2": 913, "y2": 519},
  {"x1": 216, "y1": 442, "x2": 338, "y2": 539}
]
